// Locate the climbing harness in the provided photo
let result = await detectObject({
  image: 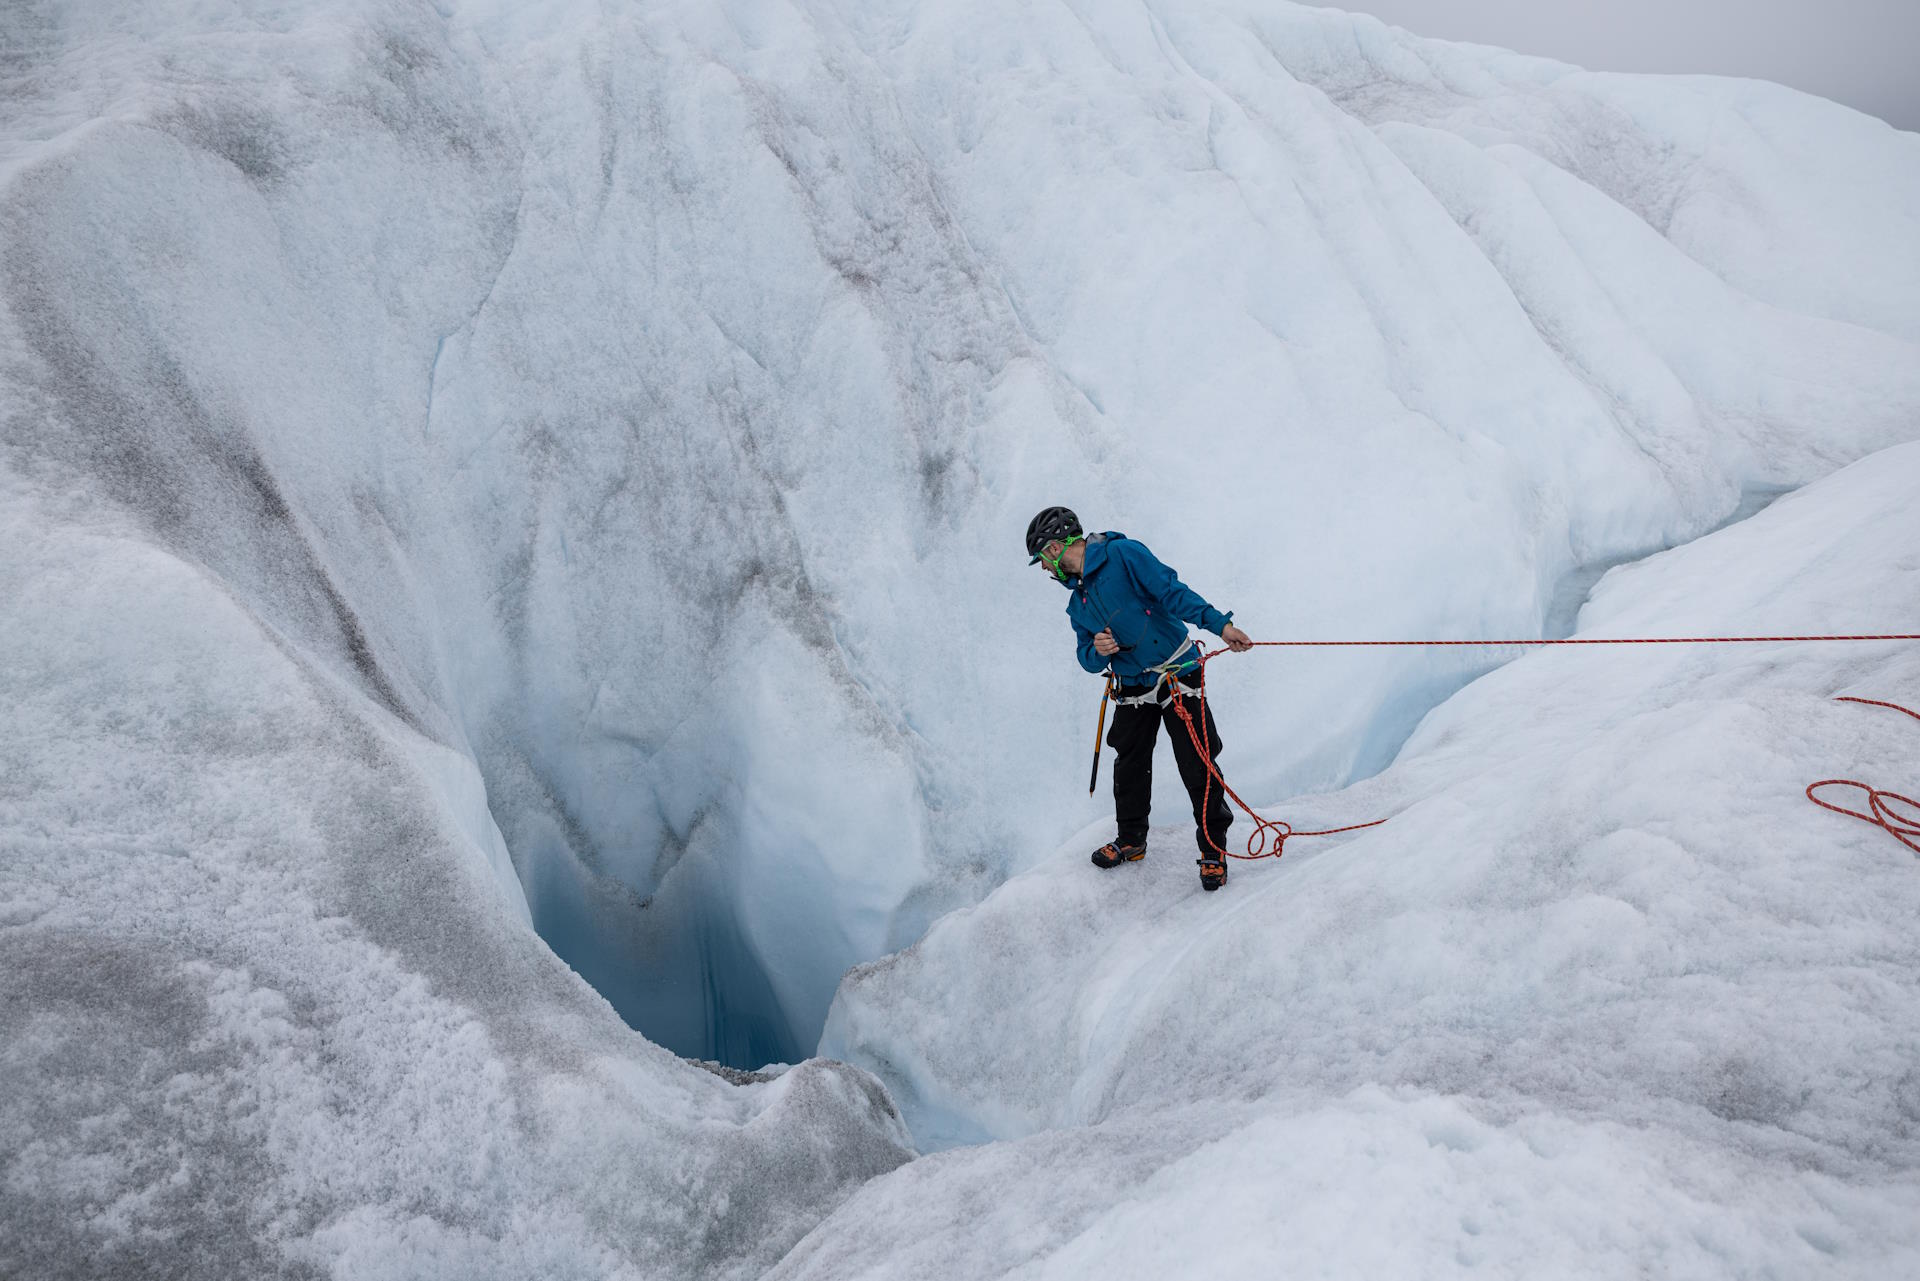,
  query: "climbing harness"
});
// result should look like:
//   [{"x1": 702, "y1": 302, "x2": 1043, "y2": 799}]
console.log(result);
[
  {"x1": 1806, "y1": 697, "x2": 1920, "y2": 855},
  {"x1": 1108, "y1": 638, "x2": 1202, "y2": 707},
  {"x1": 1145, "y1": 632, "x2": 1920, "y2": 864},
  {"x1": 1111, "y1": 669, "x2": 1203, "y2": 708}
]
